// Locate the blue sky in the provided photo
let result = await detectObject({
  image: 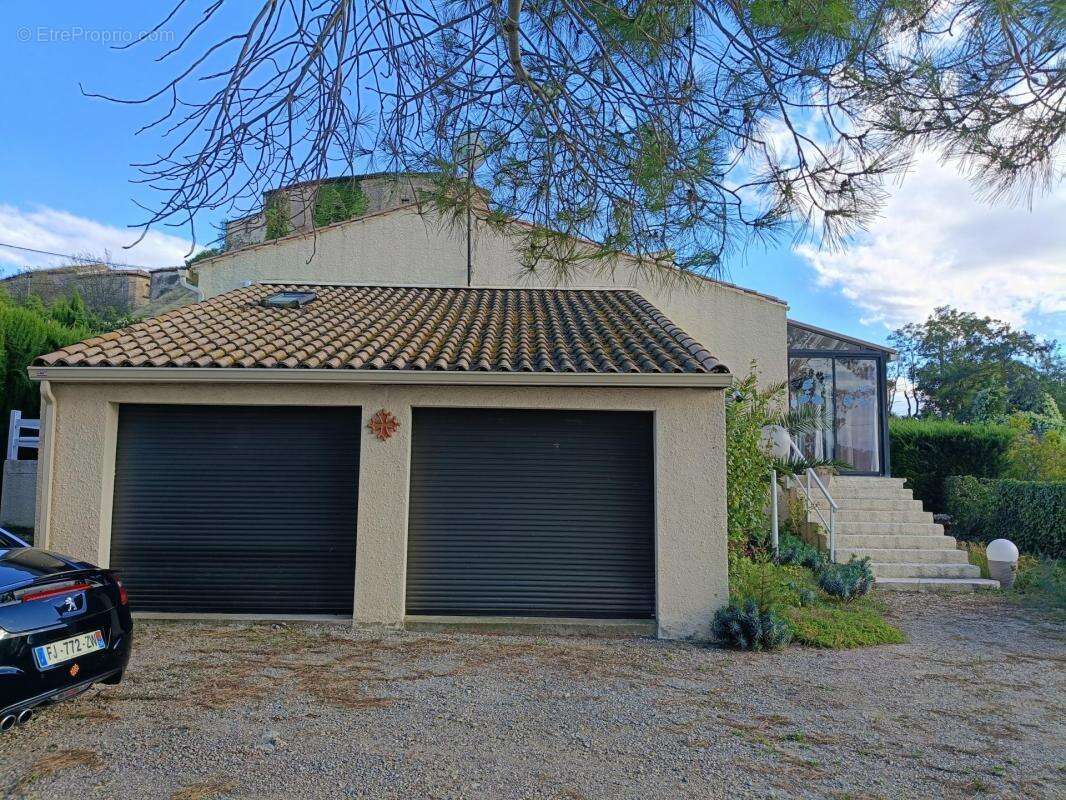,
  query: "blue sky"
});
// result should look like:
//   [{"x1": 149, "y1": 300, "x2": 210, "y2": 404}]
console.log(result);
[{"x1": 1, "y1": 3, "x2": 1063, "y2": 349}]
